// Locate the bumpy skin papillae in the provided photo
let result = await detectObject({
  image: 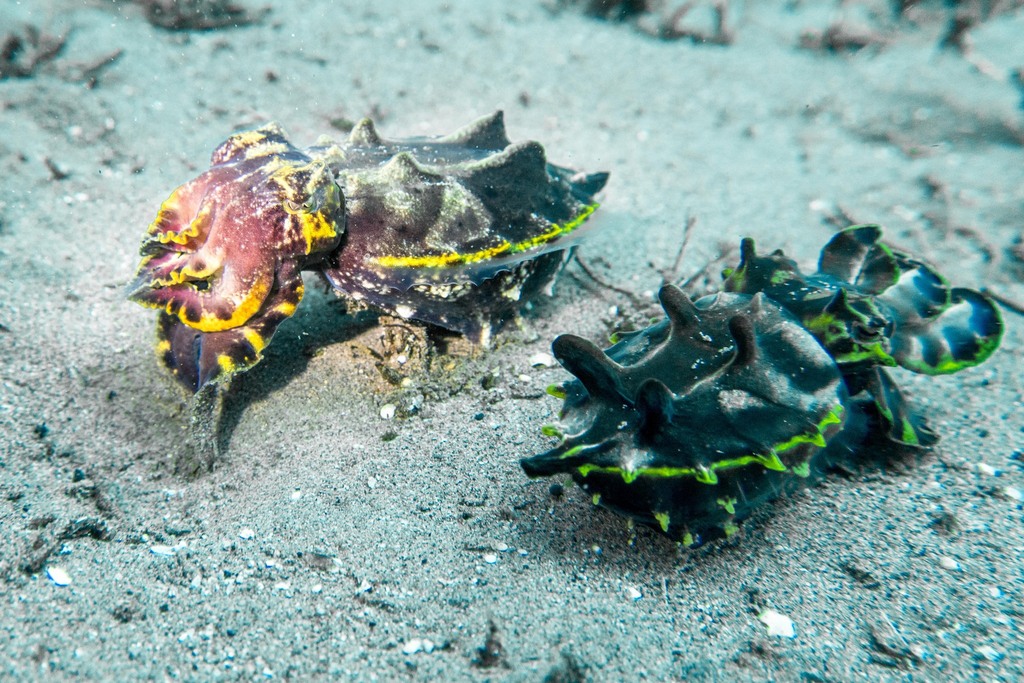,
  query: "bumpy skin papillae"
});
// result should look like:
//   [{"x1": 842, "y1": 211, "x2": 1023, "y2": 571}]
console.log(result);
[
  {"x1": 724, "y1": 225, "x2": 1003, "y2": 375},
  {"x1": 522, "y1": 228, "x2": 1004, "y2": 545},
  {"x1": 521, "y1": 286, "x2": 851, "y2": 546},
  {"x1": 129, "y1": 112, "x2": 607, "y2": 391},
  {"x1": 317, "y1": 113, "x2": 606, "y2": 346},
  {"x1": 722, "y1": 224, "x2": 1003, "y2": 446}
]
